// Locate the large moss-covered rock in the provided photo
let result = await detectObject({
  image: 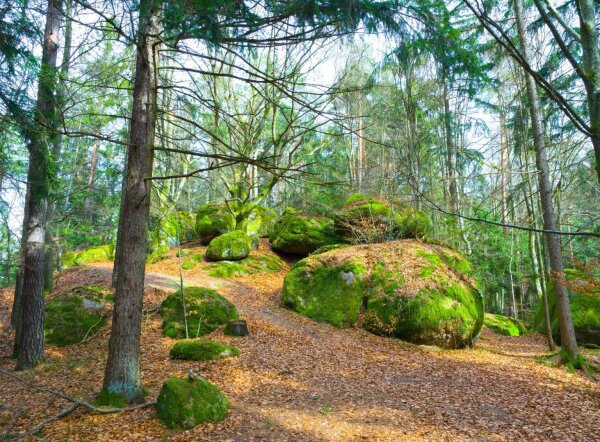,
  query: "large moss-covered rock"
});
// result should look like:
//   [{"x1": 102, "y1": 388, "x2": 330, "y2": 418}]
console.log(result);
[
  {"x1": 156, "y1": 377, "x2": 228, "y2": 429},
  {"x1": 45, "y1": 285, "x2": 110, "y2": 346},
  {"x1": 484, "y1": 313, "x2": 528, "y2": 336},
  {"x1": 270, "y1": 208, "x2": 345, "y2": 255},
  {"x1": 334, "y1": 193, "x2": 430, "y2": 244},
  {"x1": 205, "y1": 231, "x2": 251, "y2": 261},
  {"x1": 246, "y1": 206, "x2": 277, "y2": 238},
  {"x1": 534, "y1": 274, "x2": 600, "y2": 346},
  {"x1": 160, "y1": 287, "x2": 239, "y2": 338},
  {"x1": 282, "y1": 241, "x2": 483, "y2": 348},
  {"x1": 170, "y1": 339, "x2": 240, "y2": 361},
  {"x1": 195, "y1": 203, "x2": 236, "y2": 245},
  {"x1": 62, "y1": 244, "x2": 114, "y2": 269},
  {"x1": 148, "y1": 211, "x2": 197, "y2": 262}
]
